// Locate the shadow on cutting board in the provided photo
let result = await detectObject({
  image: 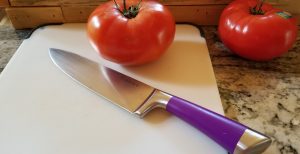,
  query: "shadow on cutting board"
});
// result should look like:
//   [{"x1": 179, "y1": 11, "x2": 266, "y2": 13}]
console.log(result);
[
  {"x1": 123, "y1": 41, "x2": 215, "y2": 86},
  {"x1": 143, "y1": 108, "x2": 171, "y2": 124}
]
